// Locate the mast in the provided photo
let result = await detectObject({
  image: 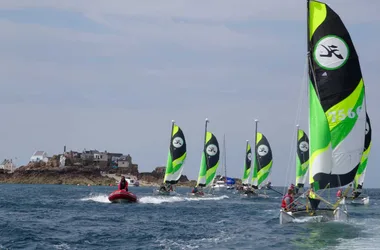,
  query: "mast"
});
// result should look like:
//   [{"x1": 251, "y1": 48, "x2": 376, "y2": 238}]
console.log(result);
[
  {"x1": 224, "y1": 134, "x2": 227, "y2": 182},
  {"x1": 204, "y1": 118, "x2": 209, "y2": 144},
  {"x1": 204, "y1": 117, "x2": 209, "y2": 181},
  {"x1": 253, "y1": 119, "x2": 258, "y2": 188},
  {"x1": 246, "y1": 140, "x2": 250, "y2": 185},
  {"x1": 296, "y1": 124, "x2": 299, "y2": 185},
  {"x1": 164, "y1": 120, "x2": 175, "y2": 184}
]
